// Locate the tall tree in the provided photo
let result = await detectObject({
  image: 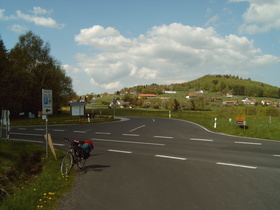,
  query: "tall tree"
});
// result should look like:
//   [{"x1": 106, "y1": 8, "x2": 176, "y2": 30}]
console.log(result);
[
  {"x1": 7, "y1": 31, "x2": 74, "y2": 117},
  {"x1": 0, "y1": 37, "x2": 11, "y2": 110}
]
